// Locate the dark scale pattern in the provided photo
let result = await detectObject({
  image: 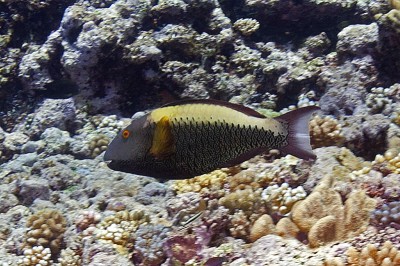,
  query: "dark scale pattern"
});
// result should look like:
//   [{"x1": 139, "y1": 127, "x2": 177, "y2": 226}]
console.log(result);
[{"x1": 161, "y1": 118, "x2": 287, "y2": 177}]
